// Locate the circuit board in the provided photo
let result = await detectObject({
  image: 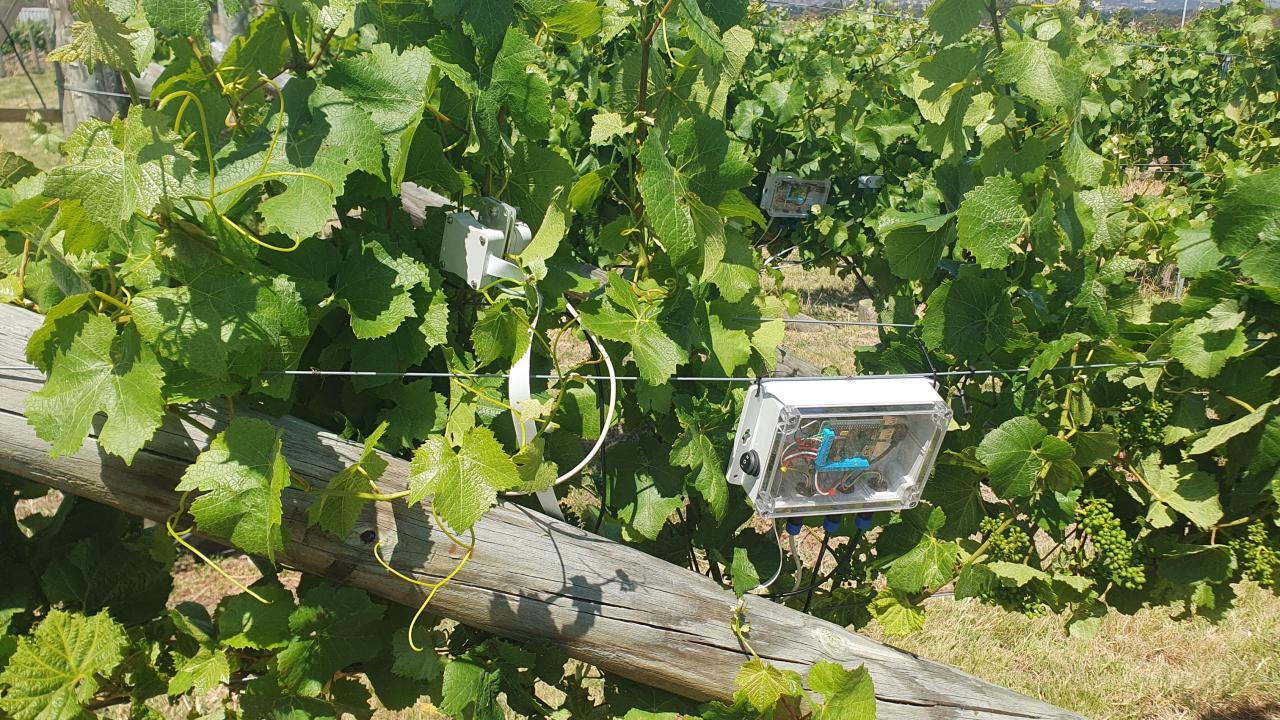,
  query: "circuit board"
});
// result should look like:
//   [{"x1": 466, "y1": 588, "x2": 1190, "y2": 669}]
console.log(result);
[{"x1": 778, "y1": 417, "x2": 904, "y2": 497}]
